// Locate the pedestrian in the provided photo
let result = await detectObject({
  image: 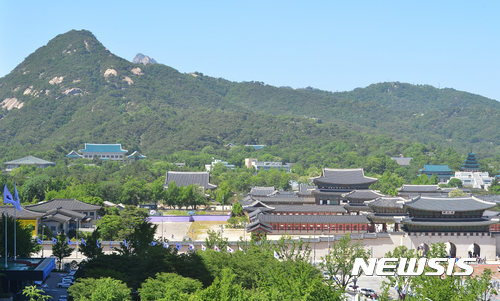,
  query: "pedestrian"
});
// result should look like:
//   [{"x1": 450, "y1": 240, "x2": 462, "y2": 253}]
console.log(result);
[{"x1": 171, "y1": 234, "x2": 174, "y2": 239}]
